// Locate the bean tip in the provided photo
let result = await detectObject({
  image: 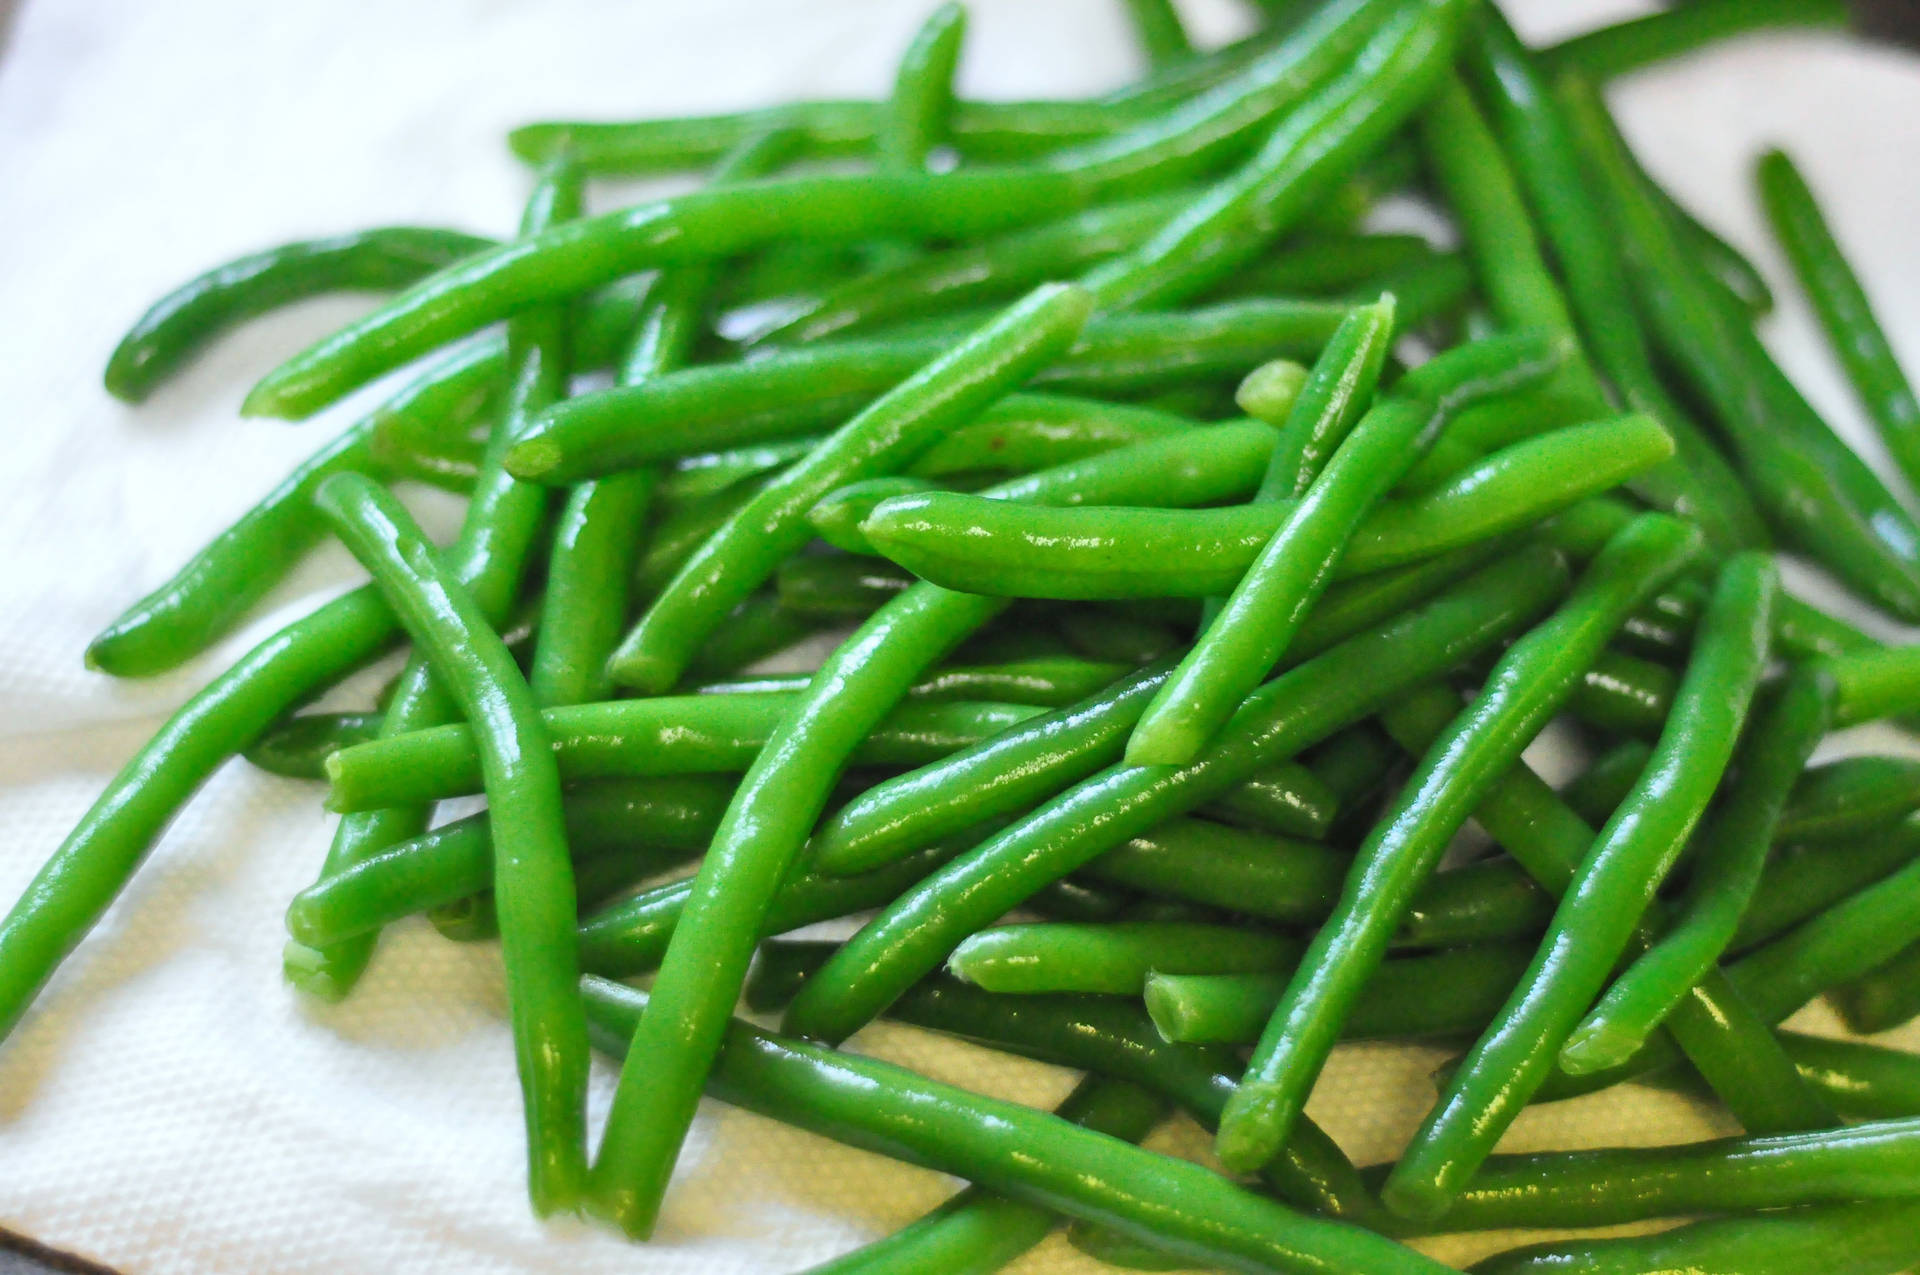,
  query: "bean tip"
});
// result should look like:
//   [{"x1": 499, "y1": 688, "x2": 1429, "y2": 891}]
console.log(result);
[{"x1": 504, "y1": 437, "x2": 561, "y2": 481}]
